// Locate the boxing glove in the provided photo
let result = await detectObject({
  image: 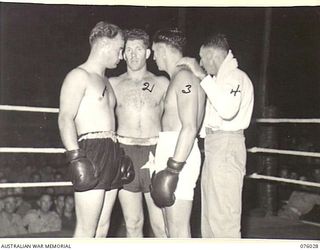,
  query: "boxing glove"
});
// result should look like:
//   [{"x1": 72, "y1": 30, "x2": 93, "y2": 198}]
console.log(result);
[
  {"x1": 111, "y1": 148, "x2": 135, "y2": 187},
  {"x1": 150, "y1": 157, "x2": 185, "y2": 208},
  {"x1": 66, "y1": 149, "x2": 98, "y2": 192}
]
